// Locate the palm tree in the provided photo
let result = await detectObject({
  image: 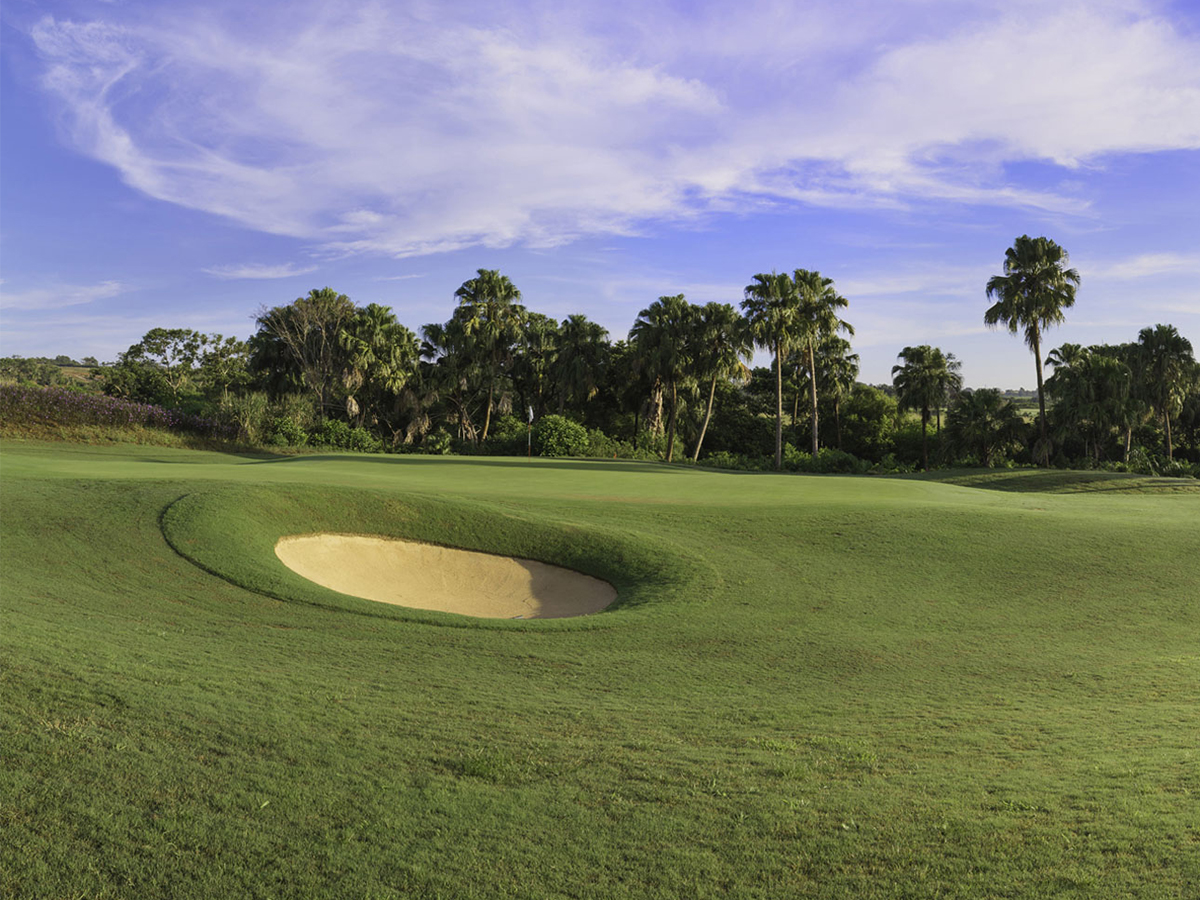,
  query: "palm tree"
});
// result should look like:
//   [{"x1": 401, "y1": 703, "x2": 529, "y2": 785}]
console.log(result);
[
  {"x1": 793, "y1": 269, "x2": 853, "y2": 456},
  {"x1": 985, "y1": 235, "x2": 1080, "y2": 465},
  {"x1": 933, "y1": 352, "x2": 963, "y2": 433},
  {"x1": 1045, "y1": 347, "x2": 1132, "y2": 462},
  {"x1": 944, "y1": 389, "x2": 1027, "y2": 467},
  {"x1": 339, "y1": 303, "x2": 419, "y2": 427},
  {"x1": 511, "y1": 311, "x2": 559, "y2": 419},
  {"x1": 689, "y1": 302, "x2": 752, "y2": 461},
  {"x1": 813, "y1": 334, "x2": 859, "y2": 450},
  {"x1": 1045, "y1": 342, "x2": 1088, "y2": 372},
  {"x1": 741, "y1": 272, "x2": 804, "y2": 470},
  {"x1": 419, "y1": 317, "x2": 480, "y2": 444},
  {"x1": 454, "y1": 269, "x2": 525, "y2": 442},
  {"x1": 1137, "y1": 324, "x2": 1197, "y2": 460},
  {"x1": 892, "y1": 345, "x2": 957, "y2": 471},
  {"x1": 555, "y1": 314, "x2": 610, "y2": 416},
  {"x1": 630, "y1": 295, "x2": 694, "y2": 462}
]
